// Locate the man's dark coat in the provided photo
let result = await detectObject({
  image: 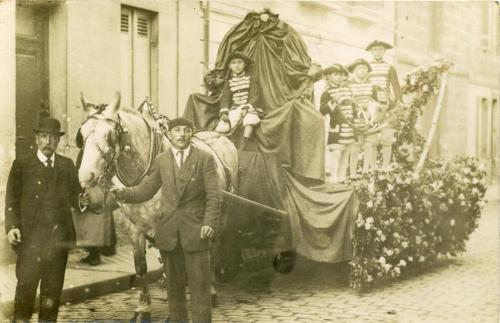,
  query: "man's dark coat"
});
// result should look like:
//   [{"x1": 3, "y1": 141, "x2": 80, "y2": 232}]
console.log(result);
[{"x1": 5, "y1": 153, "x2": 81, "y2": 251}]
